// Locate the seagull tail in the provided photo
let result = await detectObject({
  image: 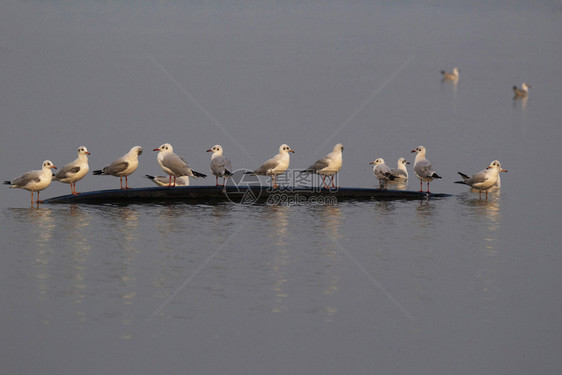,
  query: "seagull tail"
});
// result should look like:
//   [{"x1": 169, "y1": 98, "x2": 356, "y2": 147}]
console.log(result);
[
  {"x1": 144, "y1": 175, "x2": 156, "y2": 181},
  {"x1": 192, "y1": 171, "x2": 207, "y2": 178},
  {"x1": 224, "y1": 169, "x2": 233, "y2": 177},
  {"x1": 457, "y1": 172, "x2": 470, "y2": 180},
  {"x1": 3, "y1": 180, "x2": 12, "y2": 185},
  {"x1": 92, "y1": 170, "x2": 103, "y2": 175},
  {"x1": 432, "y1": 172, "x2": 442, "y2": 179}
]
